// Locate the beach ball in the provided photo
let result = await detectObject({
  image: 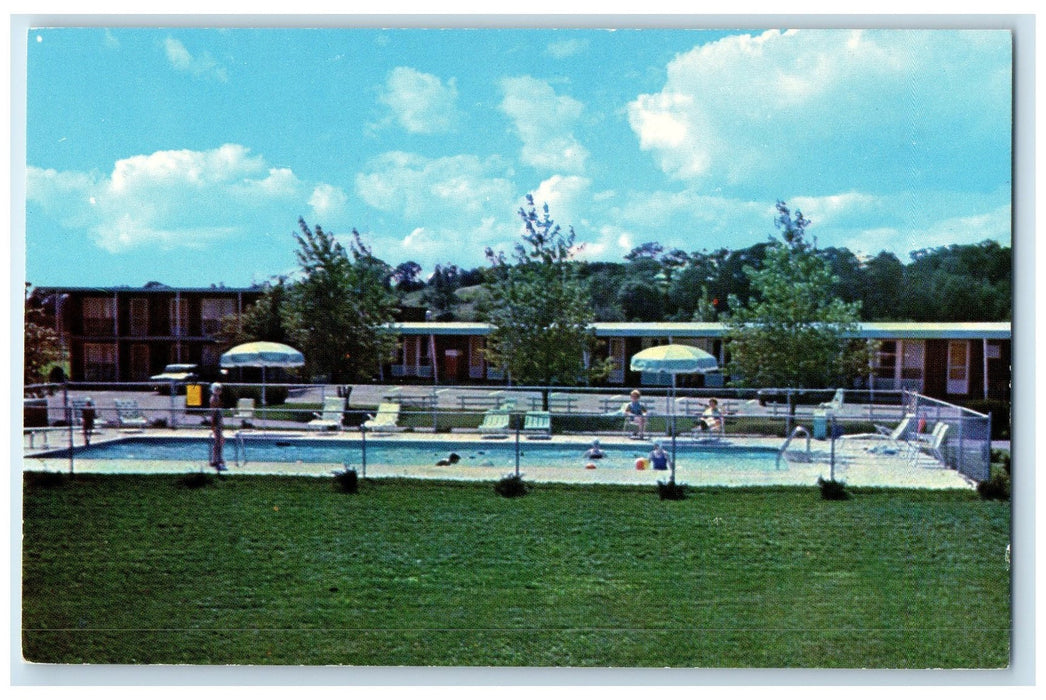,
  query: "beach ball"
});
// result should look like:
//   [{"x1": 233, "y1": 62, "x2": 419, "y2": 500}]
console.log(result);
[
  {"x1": 635, "y1": 458, "x2": 647, "y2": 470},
  {"x1": 585, "y1": 462, "x2": 597, "y2": 470}
]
